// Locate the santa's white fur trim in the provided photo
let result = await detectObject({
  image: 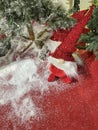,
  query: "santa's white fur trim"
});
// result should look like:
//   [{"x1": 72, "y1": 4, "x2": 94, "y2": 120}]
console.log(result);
[
  {"x1": 46, "y1": 39, "x2": 61, "y2": 53},
  {"x1": 48, "y1": 56, "x2": 78, "y2": 78}
]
